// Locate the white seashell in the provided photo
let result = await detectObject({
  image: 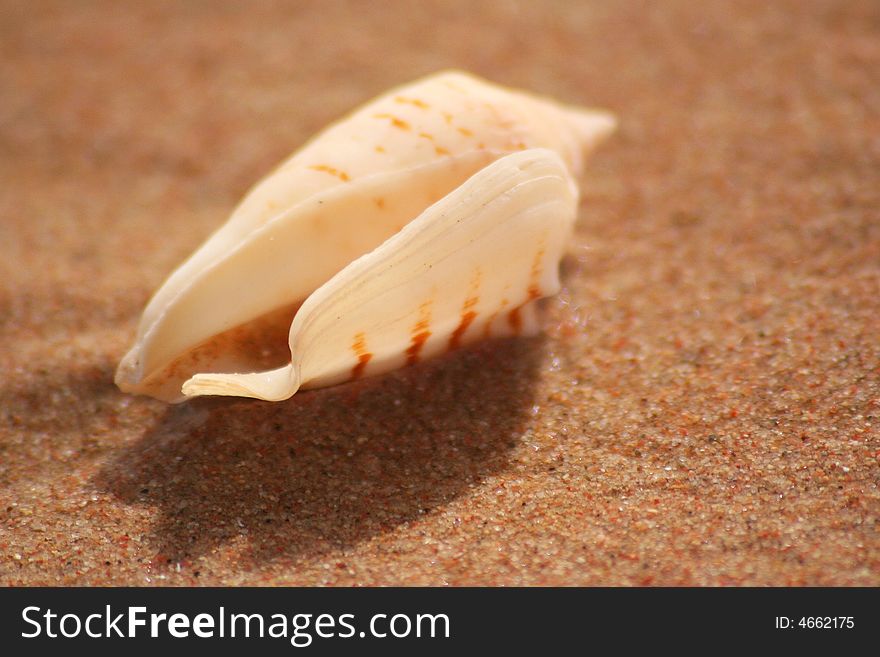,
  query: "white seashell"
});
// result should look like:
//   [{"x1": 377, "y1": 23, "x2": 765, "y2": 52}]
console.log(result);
[{"x1": 115, "y1": 71, "x2": 615, "y2": 402}]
